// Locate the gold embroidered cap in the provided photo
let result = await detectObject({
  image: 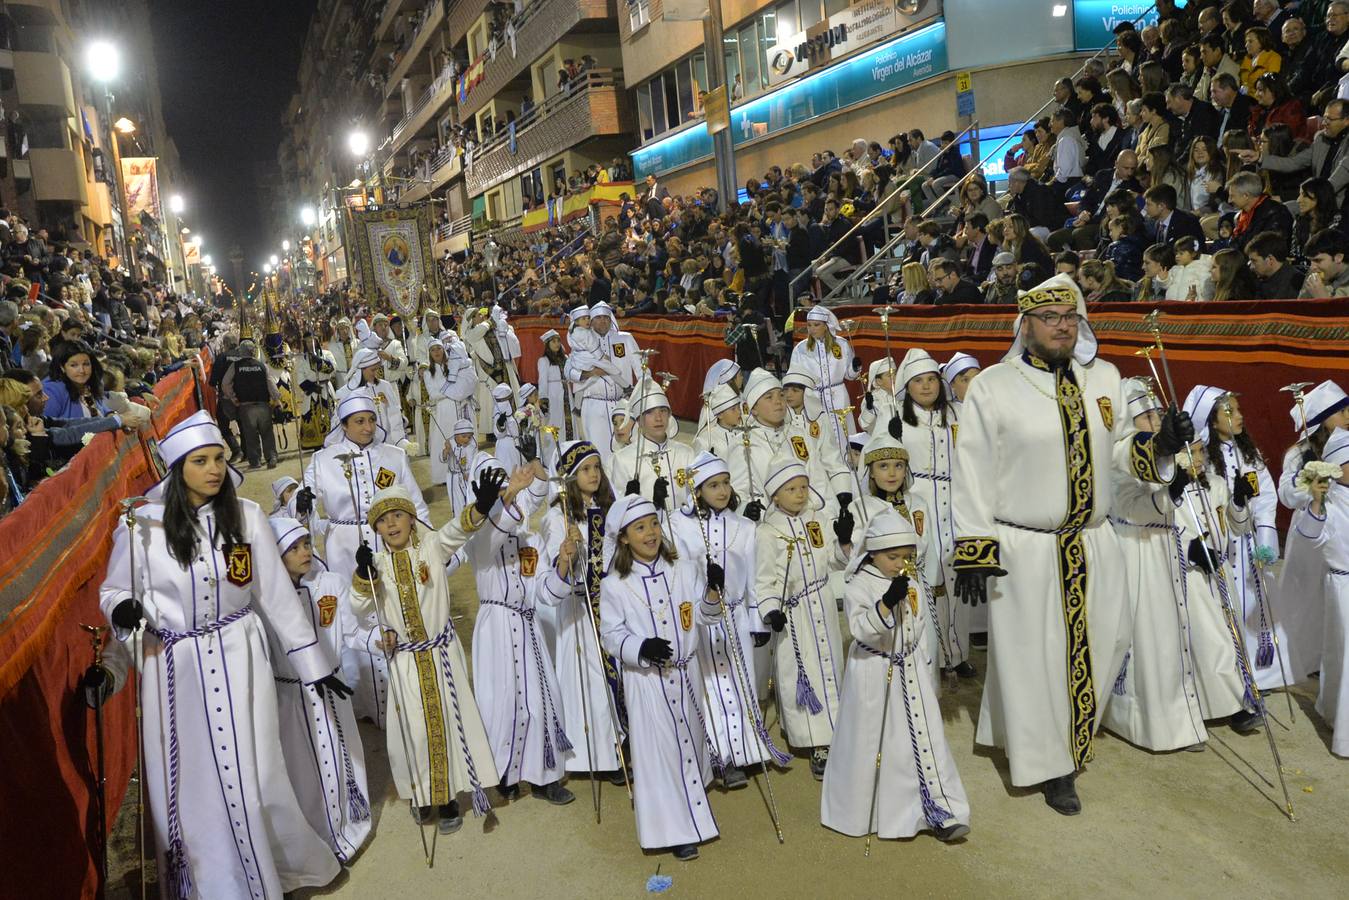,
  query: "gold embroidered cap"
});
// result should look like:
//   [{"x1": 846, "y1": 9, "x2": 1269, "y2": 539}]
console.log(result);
[
  {"x1": 367, "y1": 485, "x2": 418, "y2": 528},
  {"x1": 1016, "y1": 283, "x2": 1078, "y2": 314}
]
